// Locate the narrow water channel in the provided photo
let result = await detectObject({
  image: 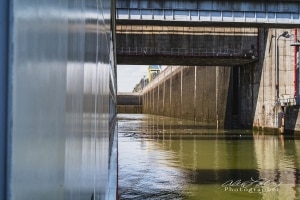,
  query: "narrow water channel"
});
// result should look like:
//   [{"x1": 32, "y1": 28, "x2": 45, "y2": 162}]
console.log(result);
[{"x1": 118, "y1": 114, "x2": 300, "y2": 200}]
